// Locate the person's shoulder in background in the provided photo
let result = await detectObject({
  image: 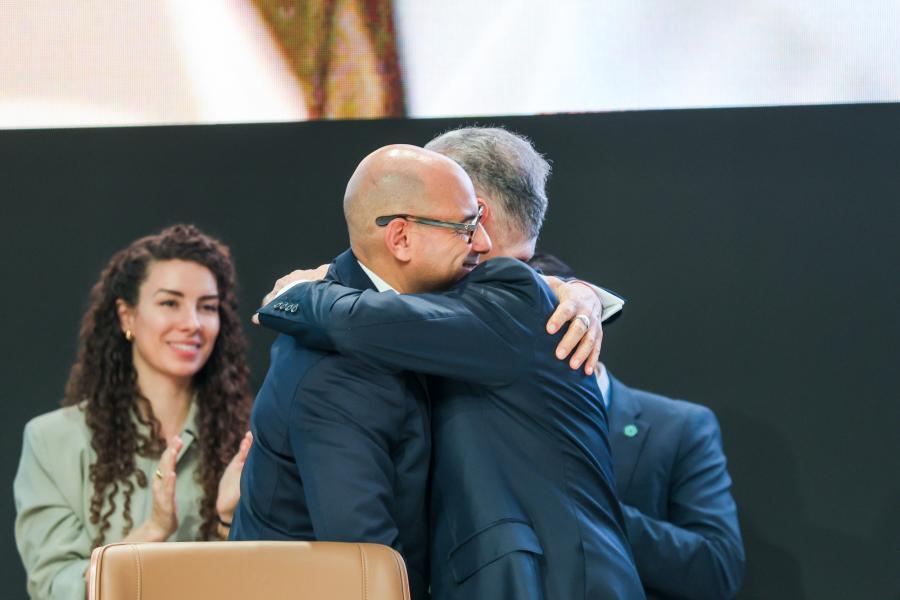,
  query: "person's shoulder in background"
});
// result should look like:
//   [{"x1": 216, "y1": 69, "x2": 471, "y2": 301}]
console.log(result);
[
  {"x1": 630, "y1": 386, "x2": 719, "y2": 430},
  {"x1": 22, "y1": 404, "x2": 91, "y2": 454},
  {"x1": 17, "y1": 404, "x2": 93, "y2": 500}
]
